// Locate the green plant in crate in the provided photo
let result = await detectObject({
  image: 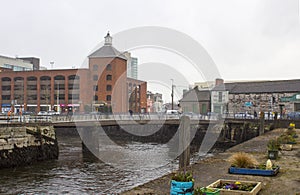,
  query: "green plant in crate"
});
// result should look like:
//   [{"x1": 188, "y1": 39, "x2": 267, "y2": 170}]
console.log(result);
[
  {"x1": 194, "y1": 187, "x2": 220, "y2": 195},
  {"x1": 218, "y1": 181, "x2": 256, "y2": 191},
  {"x1": 277, "y1": 134, "x2": 296, "y2": 144},
  {"x1": 171, "y1": 171, "x2": 194, "y2": 182},
  {"x1": 285, "y1": 127, "x2": 297, "y2": 139},
  {"x1": 267, "y1": 138, "x2": 280, "y2": 160},
  {"x1": 267, "y1": 138, "x2": 280, "y2": 151},
  {"x1": 170, "y1": 171, "x2": 194, "y2": 195}
]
